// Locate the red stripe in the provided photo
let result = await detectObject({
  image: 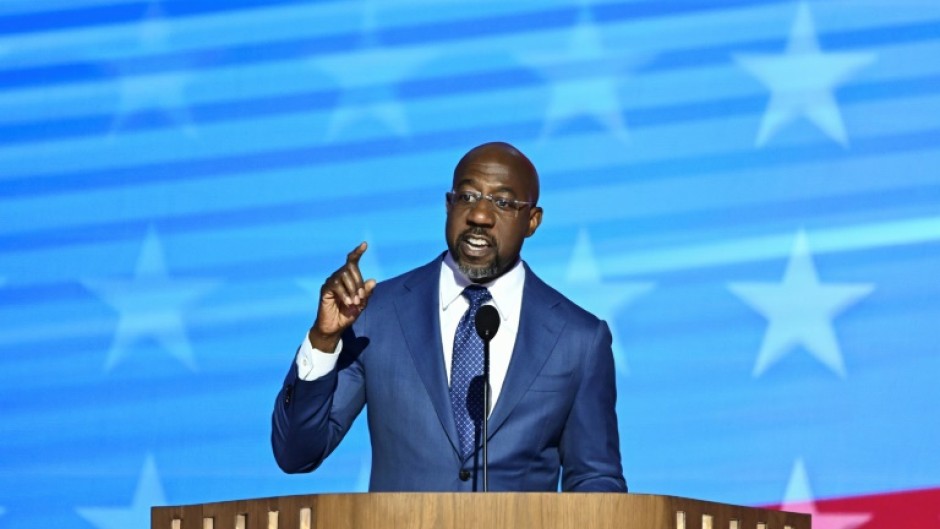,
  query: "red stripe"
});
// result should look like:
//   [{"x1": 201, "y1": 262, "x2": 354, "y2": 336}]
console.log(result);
[{"x1": 765, "y1": 487, "x2": 940, "y2": 529}]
